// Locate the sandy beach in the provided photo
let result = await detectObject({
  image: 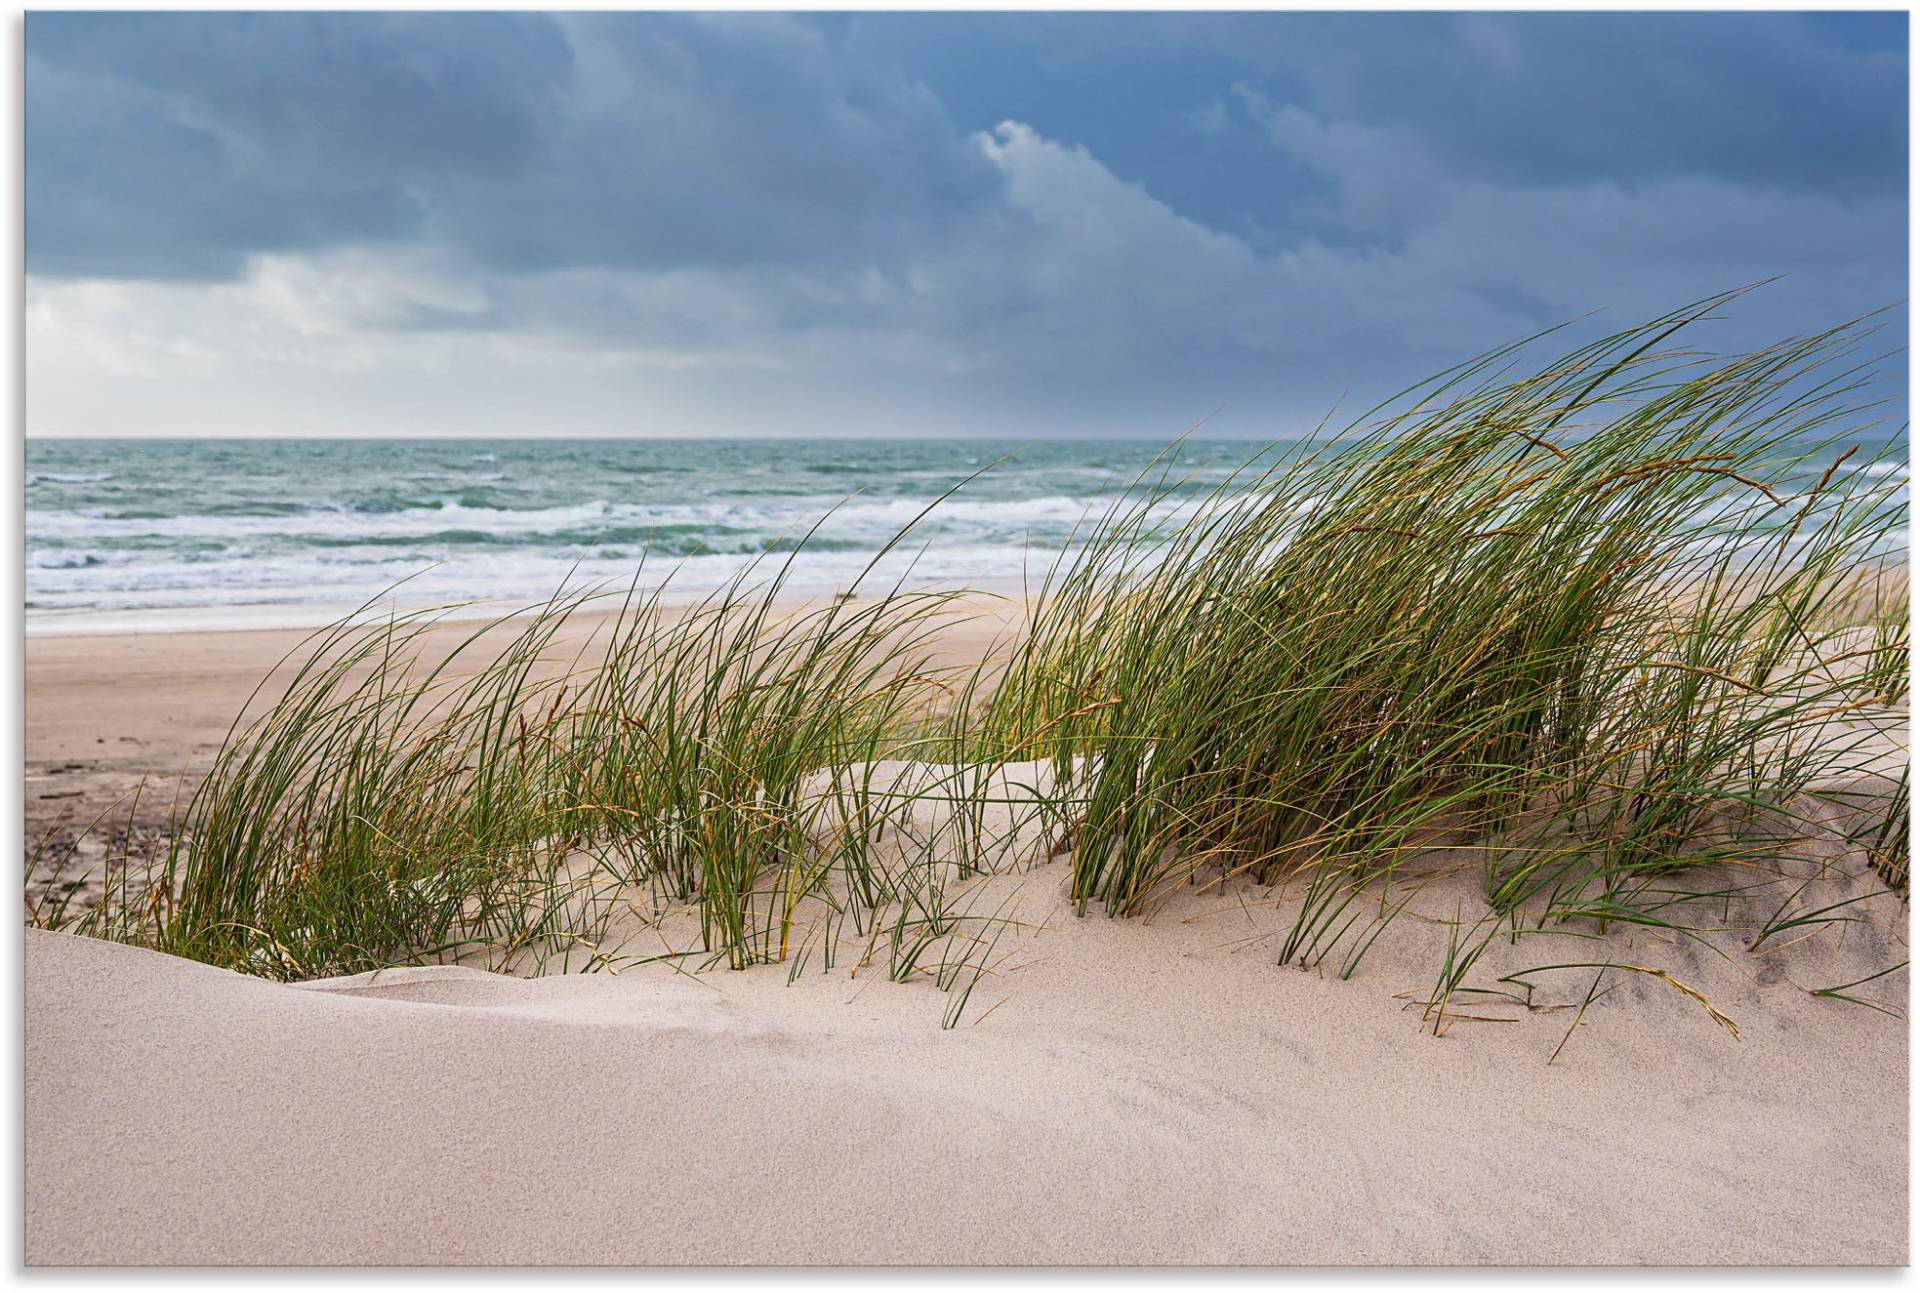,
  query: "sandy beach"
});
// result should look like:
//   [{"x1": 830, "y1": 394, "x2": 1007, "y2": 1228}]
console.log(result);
[
  {"x1": 23, "y1": 8, "x2": 1914, "y2": 1274},
  {"x1": 23, "y1": 612, "x2": 1912, "y2": 1266},
  {"x1": 24, "y1": 858, "x2": 1909, "y2": 1265}
]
